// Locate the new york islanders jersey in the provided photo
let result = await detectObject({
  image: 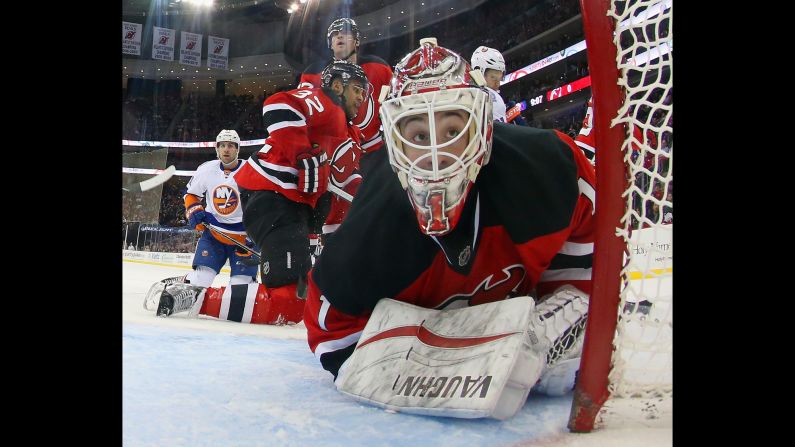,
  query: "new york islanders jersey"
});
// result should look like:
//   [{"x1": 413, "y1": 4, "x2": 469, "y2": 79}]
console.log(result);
[
  {"x1": 487, "y1": 86, "x2": 507, "y2": 123},
  {"x1": 234, "y1": 86, "x2": 363, "y2": 209},
  {"x1": 185, "y1": 160, "x2": 246, "y2": 244},
  {"x1": 304, "y1": 123, "x2": 597, "y2": 377},
  {"x1": 299, "y1": 55, "x2": 393, "y2": 154}
]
